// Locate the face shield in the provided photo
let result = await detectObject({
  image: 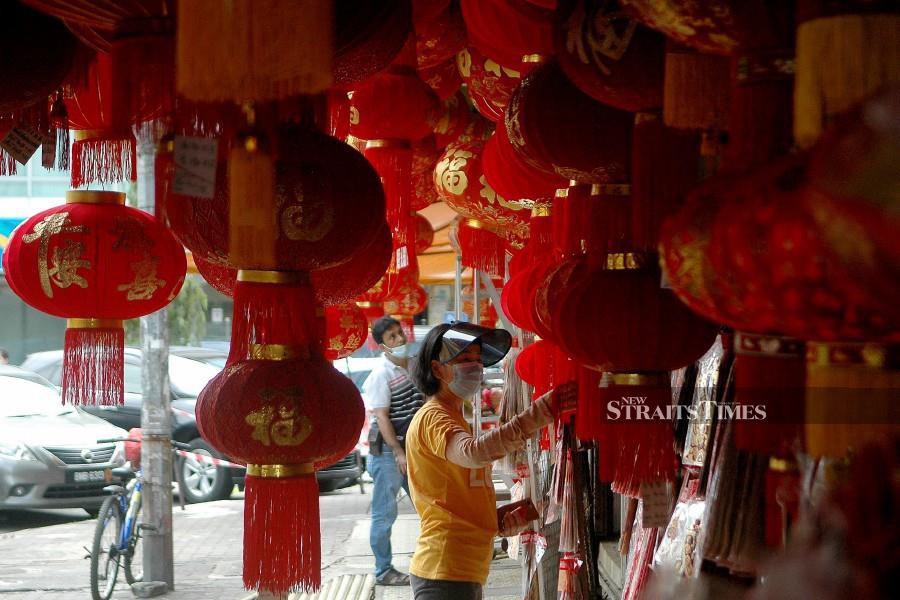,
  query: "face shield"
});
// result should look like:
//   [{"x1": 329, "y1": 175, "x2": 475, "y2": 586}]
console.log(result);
[{"x1": 437, "y1": 322, "x2": 512, "y2": 367}]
